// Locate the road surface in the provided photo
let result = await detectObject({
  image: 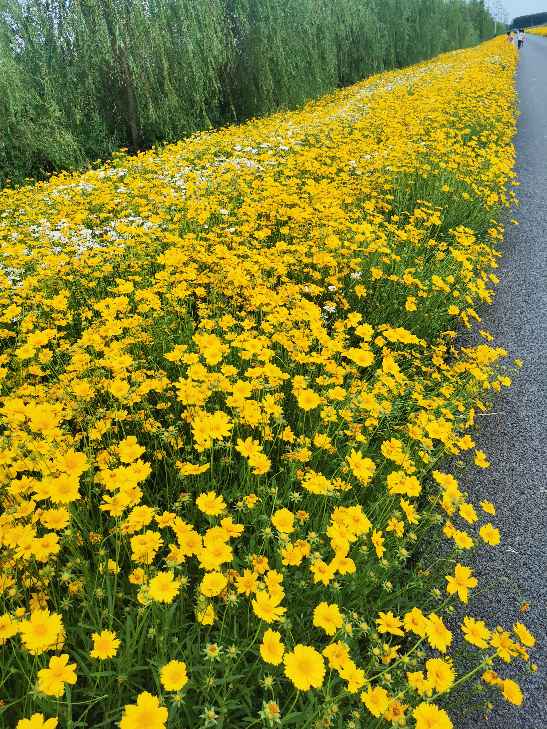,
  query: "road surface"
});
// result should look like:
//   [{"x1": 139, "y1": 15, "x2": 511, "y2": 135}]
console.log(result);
[{"x1": 458, "y1": 33, "x2": 547, "y2": 729}]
